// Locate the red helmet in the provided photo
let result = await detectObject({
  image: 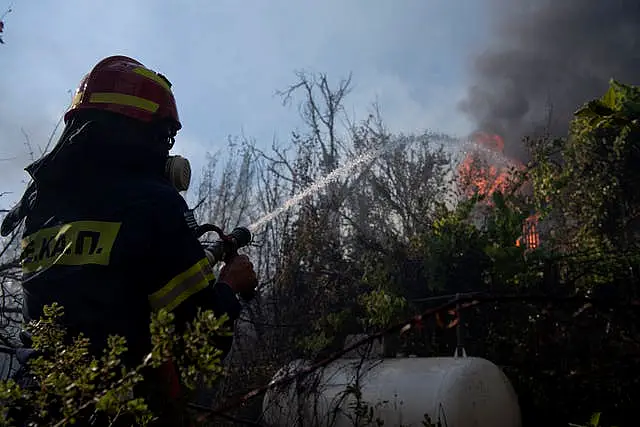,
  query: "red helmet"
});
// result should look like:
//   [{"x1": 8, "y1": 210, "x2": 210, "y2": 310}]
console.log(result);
[{"x1": 65, "y1": 55, "x2": 182, "y2": 133}]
